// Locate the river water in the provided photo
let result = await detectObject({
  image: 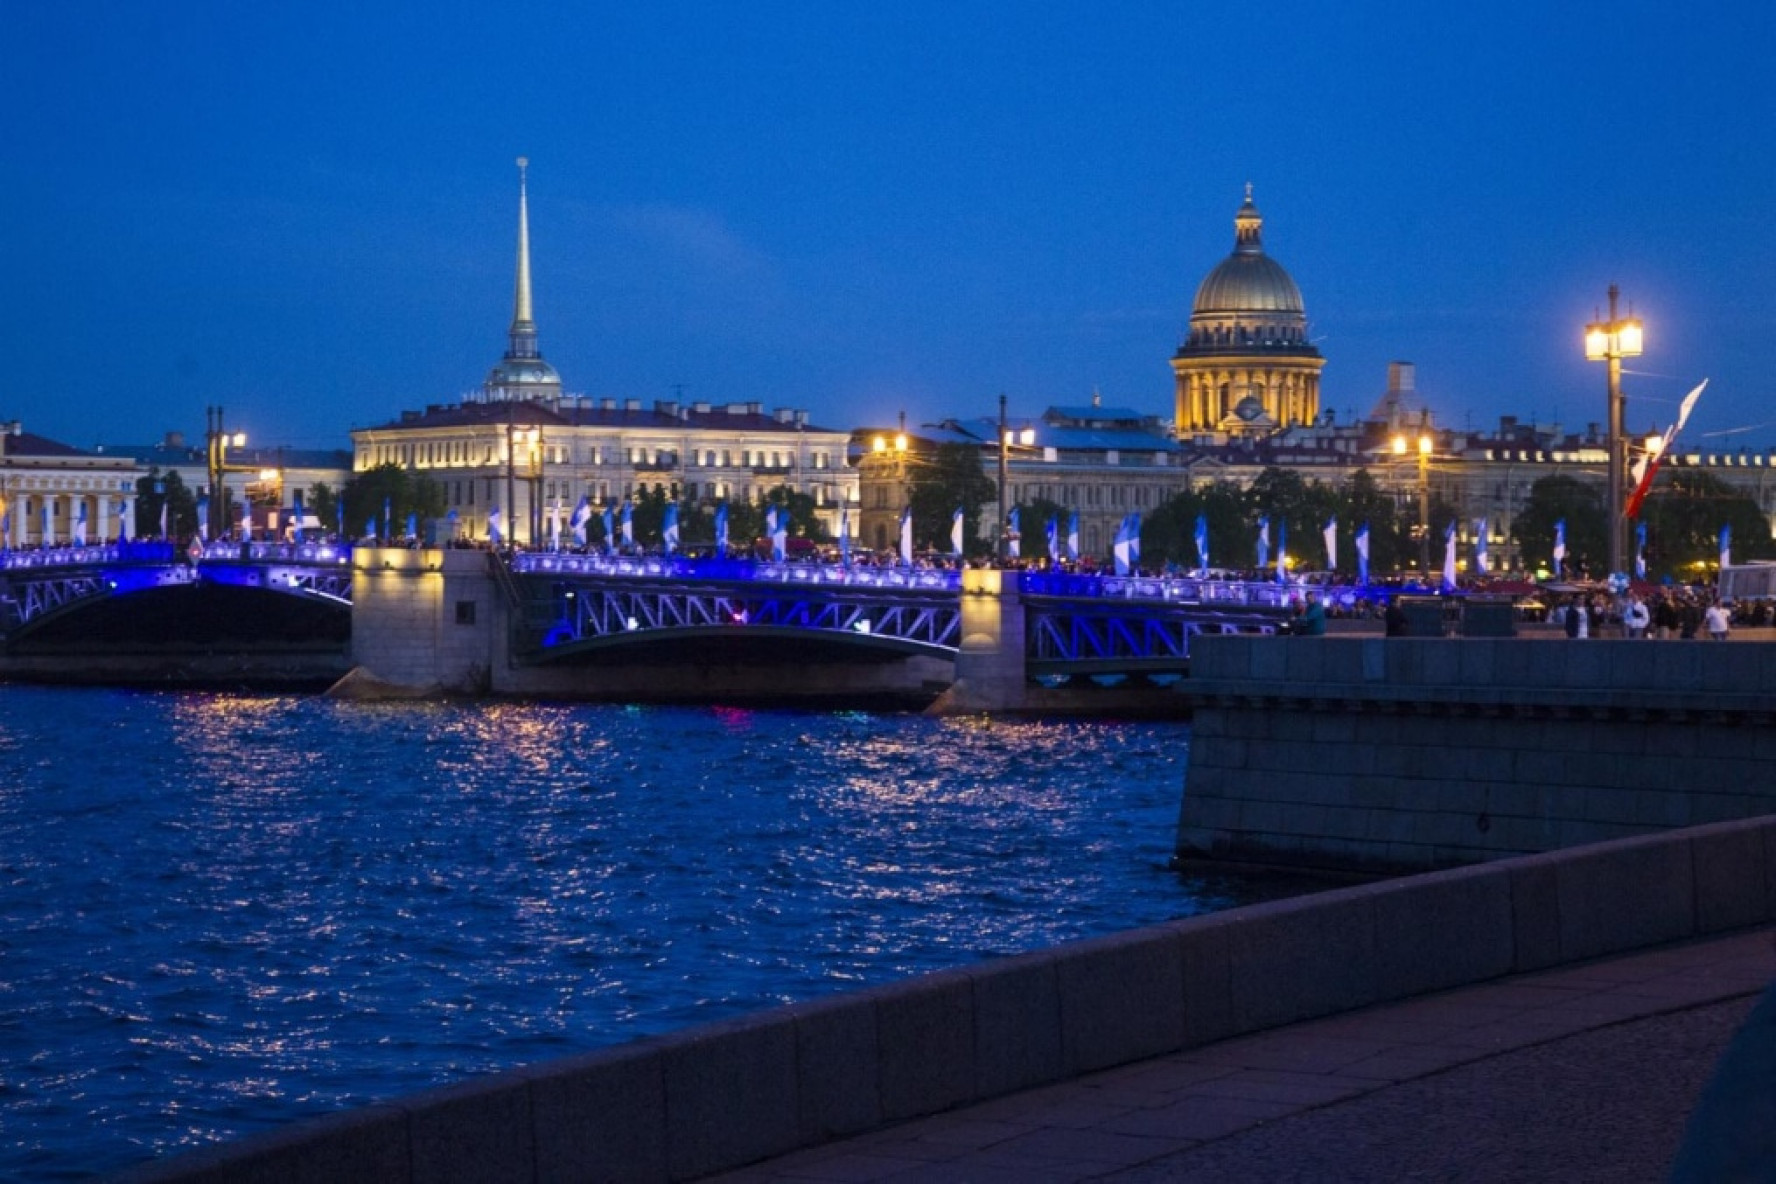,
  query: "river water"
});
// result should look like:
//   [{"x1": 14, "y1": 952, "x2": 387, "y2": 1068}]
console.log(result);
[{"x1": 0, "y1": 686, "x2": 1322, "y2": 1179}]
